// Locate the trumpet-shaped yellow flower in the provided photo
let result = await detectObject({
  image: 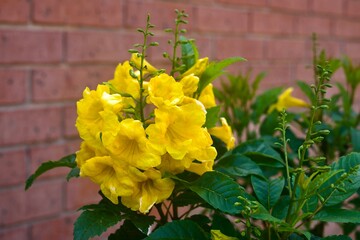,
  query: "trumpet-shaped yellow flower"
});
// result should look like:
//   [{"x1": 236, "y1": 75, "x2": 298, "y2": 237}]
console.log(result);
[
  {"x1": 131, "y1": 53, "x2": 158, "y2": 74},
  {"x1": 157, "y1": 153, "x2": 193, "y2": 175},
  {"x1": 199, "y1": 83, "x2": 216, "y2": 108},
  {"x1": 101, "y1": 110, "x2": 161, "y2": 170},
  {"x1": 79, "y1": 156, "x2": 135, "y2": 204},
  {"x1": 147, "y1": 73, "x2": 184, "y2": 107},
  {"x1": 121, "y1": 168, "x2": 175, "y2": 213},
  {"x1": 268, "y1": 87, "x2": 310, "y2": 113},
  {"x1": 108, "y1": 61, "x2": 140, "y2": 100},
  {"x1": 209, "y1": 118, "x2": 235, "y2": 150},
  {"x1": 182, "y1": 57, "x2": 208, "y2": 78},
  {"x1": 187, "y1": 159, "x2": 214, "y2": 176},
  {"x1": 146, "y1": 99, "x2": 208, "y2": 160},
  {"x1": 179, "y1": 74, "x2": 199, "y2": 96}
]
